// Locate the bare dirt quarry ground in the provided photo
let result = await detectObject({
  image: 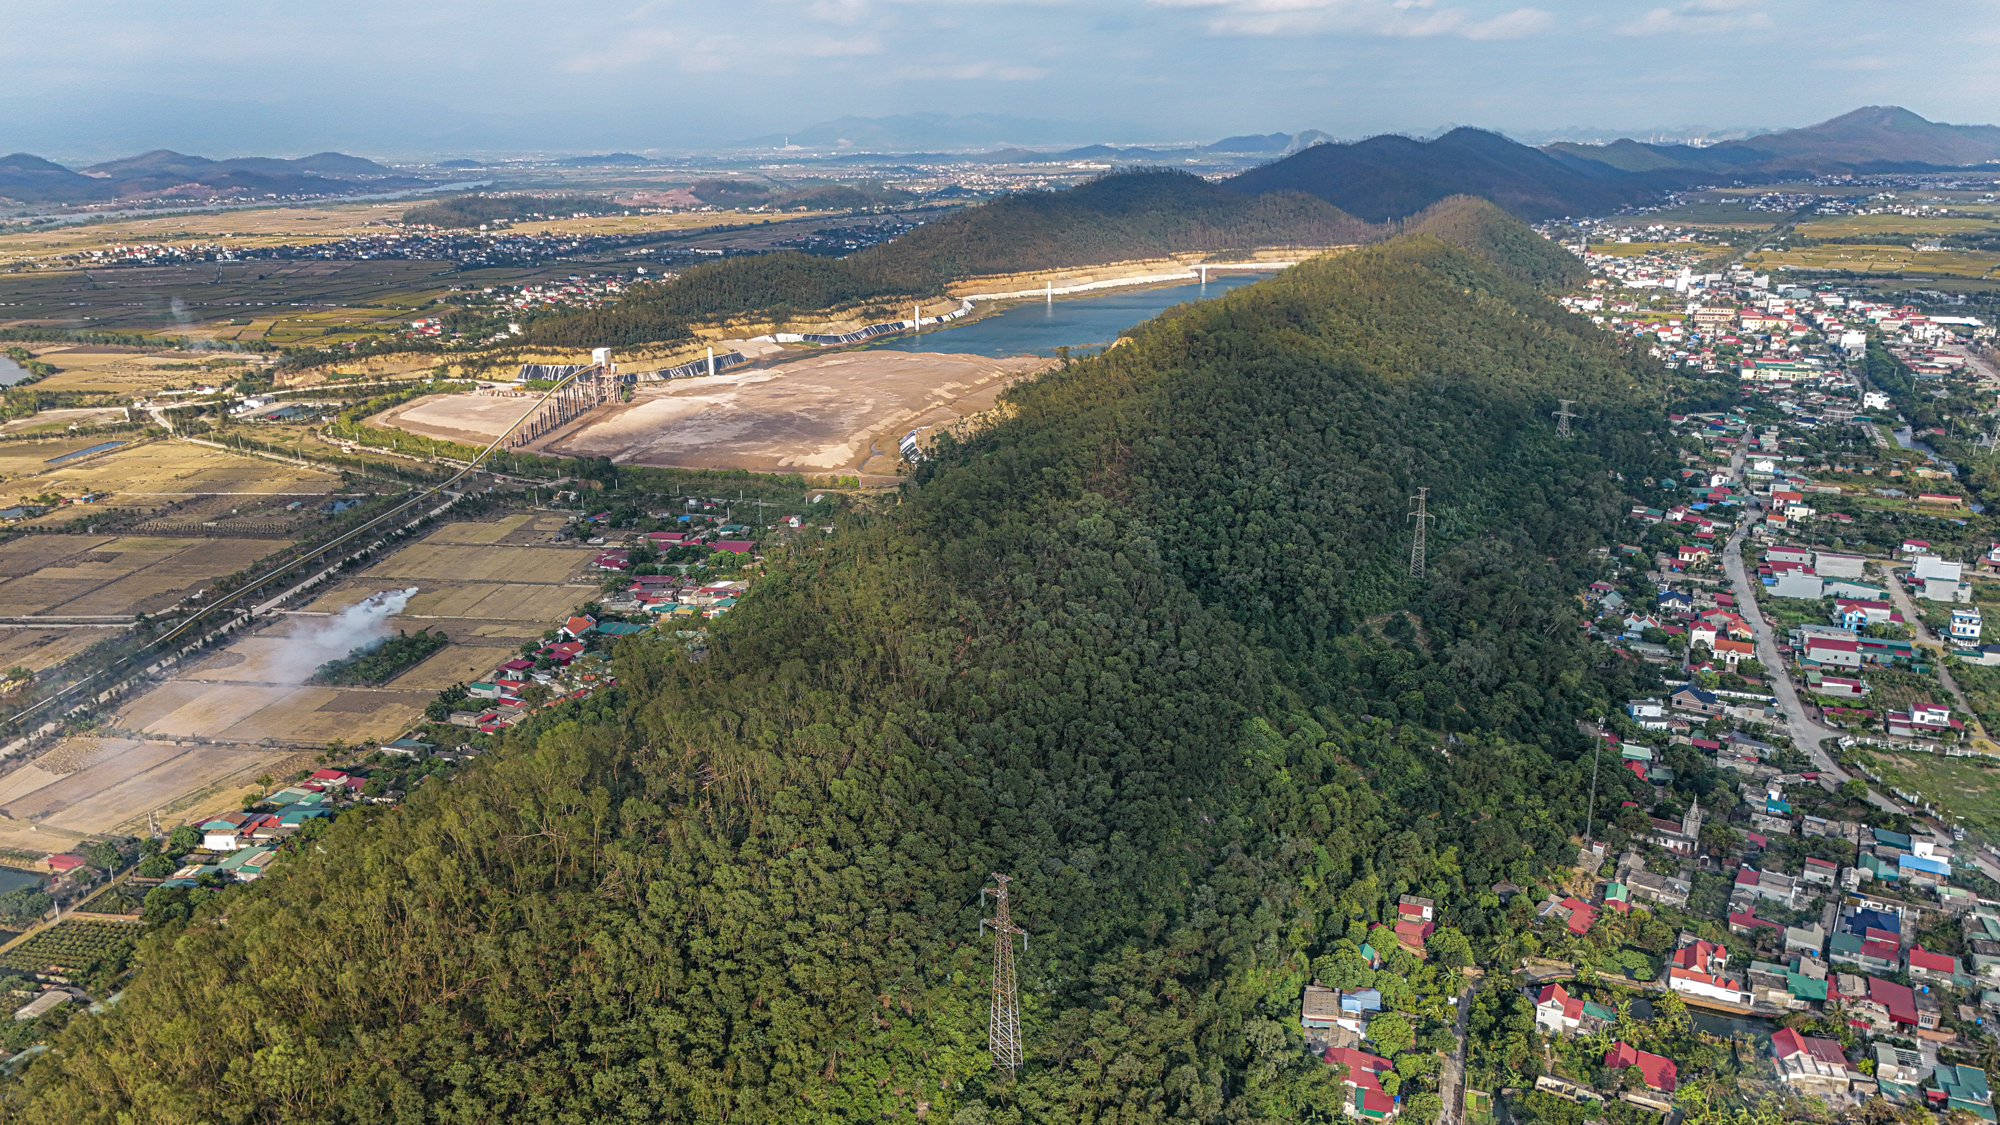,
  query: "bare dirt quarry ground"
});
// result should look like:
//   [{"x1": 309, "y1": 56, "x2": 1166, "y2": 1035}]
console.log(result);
[
  {"x1": 373, "y1": 351, "x2": 1047, "y2": 477},
  {"x1": 543, "y1": 351, "x2": 1049, "y2": 476}
]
